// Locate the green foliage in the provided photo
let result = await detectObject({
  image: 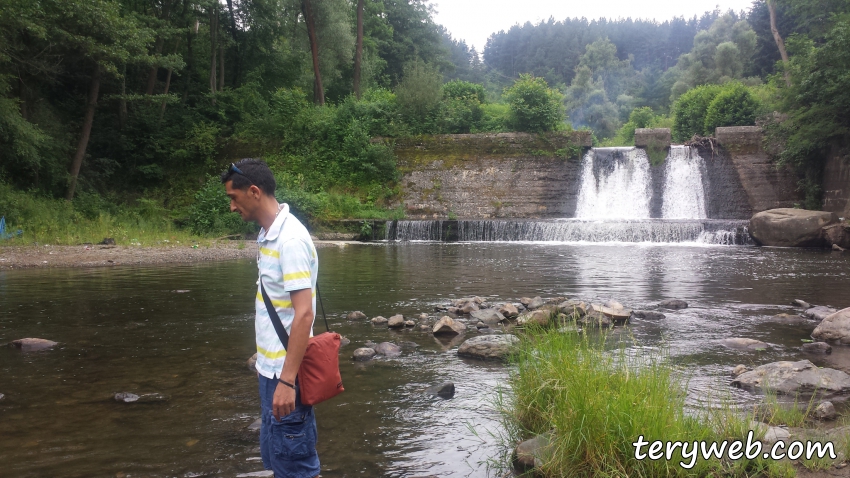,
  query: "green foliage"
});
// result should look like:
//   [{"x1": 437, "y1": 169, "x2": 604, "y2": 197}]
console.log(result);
[
  {"x1": 703, "y1": 83, "x2": 761, "y2": 133},
  {"x1": 666, "y1": 13, "x2": 760, "y2": 101},
  {"x1": 671, "y1": 84, "x2": 724, "y2": 141},
  {"x1": 504, "y1": 74, "x2": 565, "y2": 133},
  {"x1": 395, "y1": 60, "x2": 443, "y2": 131},
  {"x1": 440, "y1": 80, "x2": 486, "y2": 134},
  {"x1": 764, "y1": 18, "x2": 850, "y2": 209},
  {"x1": 188, "y1": 178, "x2": 255, "y2": 236}
]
